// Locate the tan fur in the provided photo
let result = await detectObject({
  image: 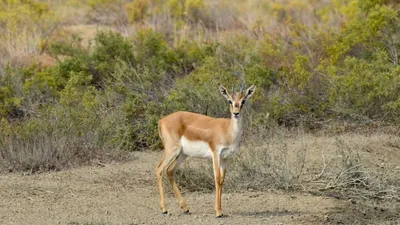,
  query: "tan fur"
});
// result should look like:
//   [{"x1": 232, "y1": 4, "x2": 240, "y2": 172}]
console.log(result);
[
  {"x1": 159, "y1": 111, "x2": 233, "y2": 148},
  {"x1": 156, "y1": 84, "x2": 256, "y2": 217}
]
